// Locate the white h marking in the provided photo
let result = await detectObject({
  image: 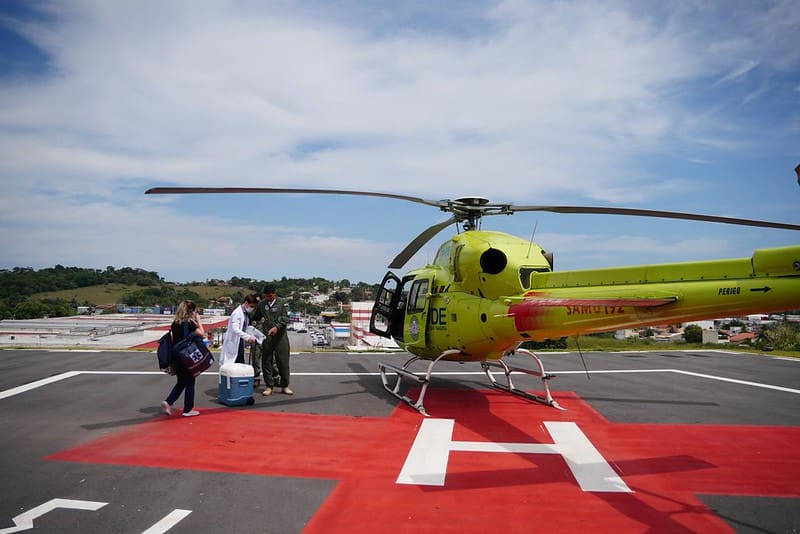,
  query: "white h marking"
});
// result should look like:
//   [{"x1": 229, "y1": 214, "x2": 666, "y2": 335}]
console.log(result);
[{"x1": 397, "y1": 419, "x2": 631, "y2": 492}]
